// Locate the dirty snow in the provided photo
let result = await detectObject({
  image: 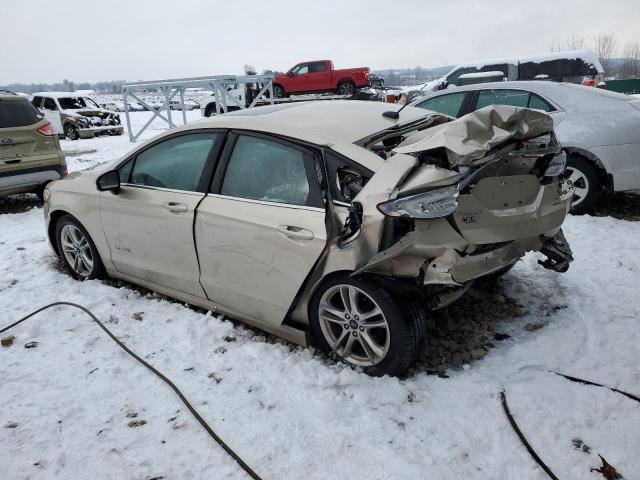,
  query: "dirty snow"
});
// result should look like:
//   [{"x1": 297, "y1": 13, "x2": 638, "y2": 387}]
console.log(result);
[{"x1": 1, "y1": 111, "x2": 640, "y2": 480}]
